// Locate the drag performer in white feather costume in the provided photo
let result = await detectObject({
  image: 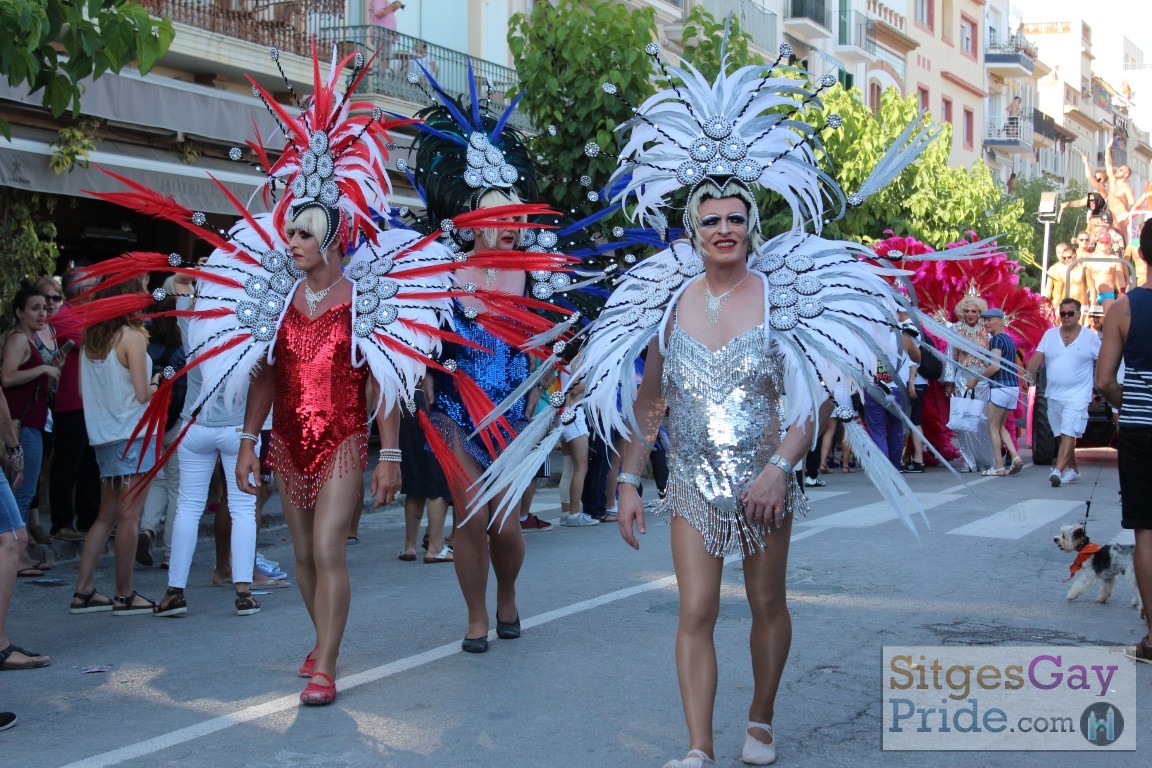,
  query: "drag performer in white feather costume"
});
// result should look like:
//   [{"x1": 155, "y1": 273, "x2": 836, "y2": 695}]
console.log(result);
[
  {"x1": 57, "y1": 46, "x2": 568, "y2": 706},
  {"x1": 468, "y1": 39, "x2": 1015, "y2": 766}
]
